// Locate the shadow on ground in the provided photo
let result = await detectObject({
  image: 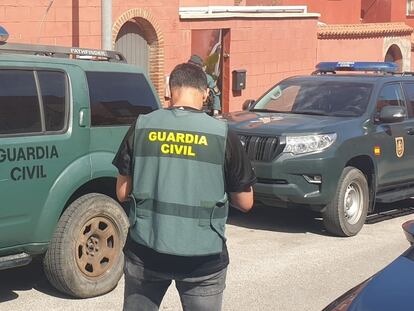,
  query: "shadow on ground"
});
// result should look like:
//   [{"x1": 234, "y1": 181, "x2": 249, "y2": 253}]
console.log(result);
[
  {"x1": 228, "y1": 200, "x2": 414, "y2": 235},
  {"x1": 0, "y1": 259, "x2": 71, "y2": 303},
  {"x1": 1, "y1": 200, "x2": 413, "y2": 303},
  {"x1": 367, "y1": 199, "x2": 414, "y2": 224},
  {"x1": 228, "y1": 204, "x2": 326, "y2": 235}
]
